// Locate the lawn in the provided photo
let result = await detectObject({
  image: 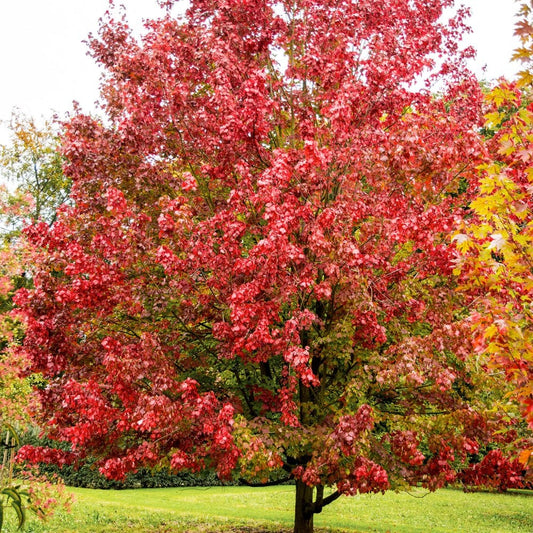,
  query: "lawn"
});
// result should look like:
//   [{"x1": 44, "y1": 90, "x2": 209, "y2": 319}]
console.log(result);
[{"x1": 12, "y1": 485, "x2": 533, "y2": 533}]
